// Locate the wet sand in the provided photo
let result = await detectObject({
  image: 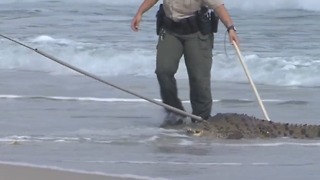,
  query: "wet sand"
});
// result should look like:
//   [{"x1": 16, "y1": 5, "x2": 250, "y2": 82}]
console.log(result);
[{"x1": 0, "y1": 163, "x2": 137, "y2": 180}]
